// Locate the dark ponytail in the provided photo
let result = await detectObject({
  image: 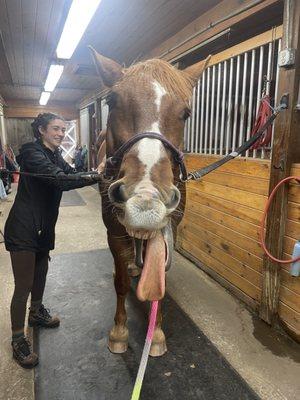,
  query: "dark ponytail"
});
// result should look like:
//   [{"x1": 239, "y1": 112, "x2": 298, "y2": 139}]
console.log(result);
[{"x1": 31, "y1": 113, "x2": 65, "y2": 139}]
